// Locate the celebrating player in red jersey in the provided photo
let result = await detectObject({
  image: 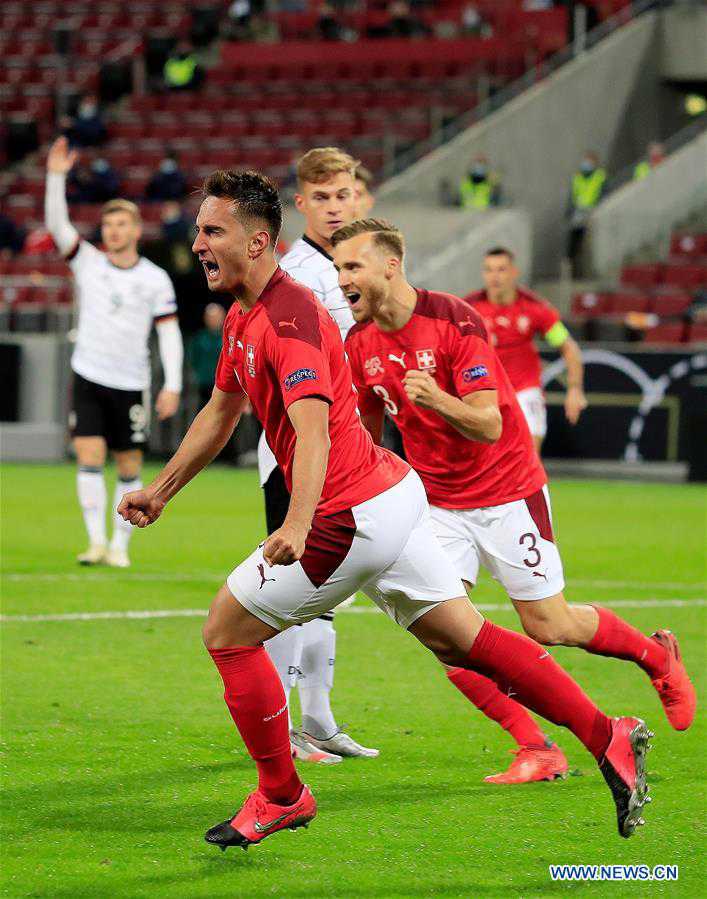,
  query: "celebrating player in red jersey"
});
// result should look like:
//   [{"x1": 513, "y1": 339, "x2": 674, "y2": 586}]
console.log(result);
[
  {"x1": 464, "y1": 248, "x2": 587, "y2": 453},
  {"x1": 335, "y1": 218, "x2": 694, "y2": 782},
  {"x1": 120, "y1": 174, "x2": 658, "y2": 849}
]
